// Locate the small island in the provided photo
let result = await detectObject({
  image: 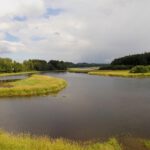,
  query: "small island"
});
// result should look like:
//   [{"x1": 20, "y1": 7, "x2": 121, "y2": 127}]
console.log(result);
[{"x1": 0, "y1": 75, "x2": 67, "y2": 97}]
